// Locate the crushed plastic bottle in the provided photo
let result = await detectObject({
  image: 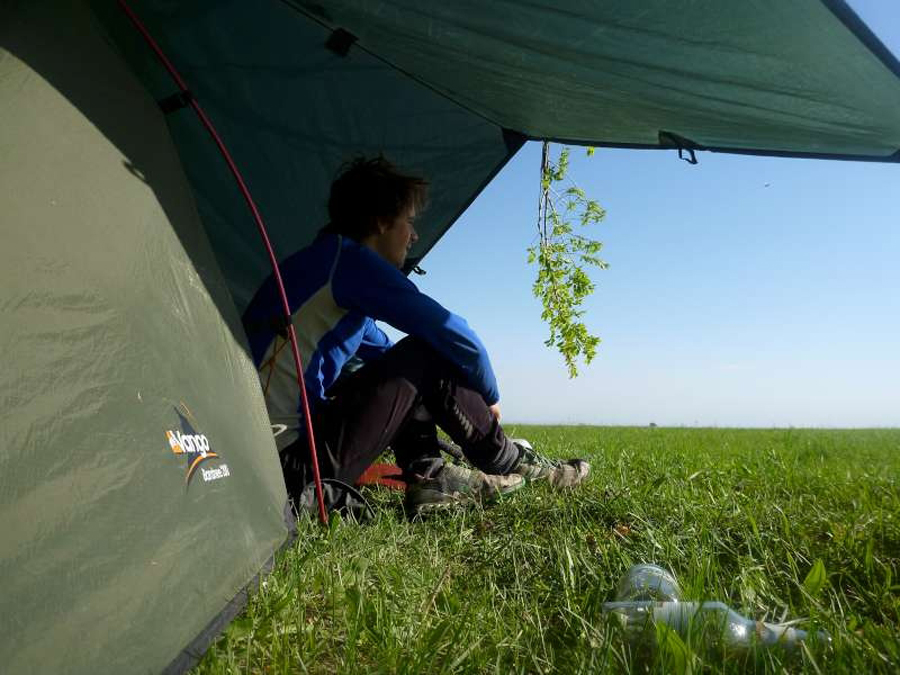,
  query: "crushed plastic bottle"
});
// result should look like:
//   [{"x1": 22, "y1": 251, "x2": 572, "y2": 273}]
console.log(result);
[{"x1": 603, "y1": 564, "x2": 828, "y2": 650}]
